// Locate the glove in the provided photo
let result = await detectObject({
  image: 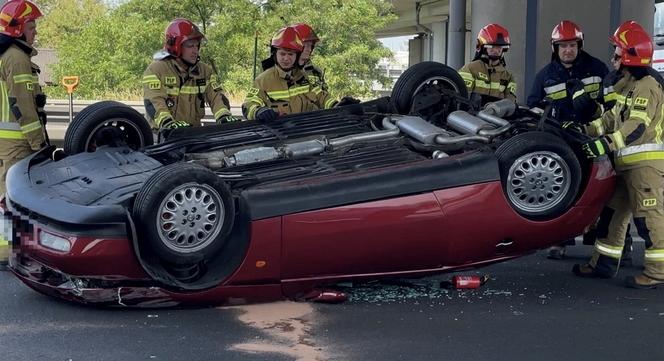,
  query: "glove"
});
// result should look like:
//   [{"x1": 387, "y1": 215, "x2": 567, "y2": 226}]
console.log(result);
[
  {"x1": 162, "y1": 119, "x2": 191, "y2": 129},
  {"x1": 255, "y1": 107, "x2": 279, "y2": 122},
  {"x1": 566, "y1": 78, "x2": 599, "y2": 124},
  {"x1": 35, "y1": 93, "x2": 46, "y2": 108},
  {"x1": 334, "y1": 96, "x2": 361, "y2": 107},
  {"x1": 158, "y1": 119, "x2": 190, "y2": 141},
  {"x1": 582, "y1": 137, "x2": 610, "y2": 159},
  {"x1": 216, "y1": 115, "x2": 243, "y2": 124},
  {"x1": 562, "y1": 121, "x2": 585, "y2": 134},
  {"x1": 600, "y1": 70, "x2": 623, "y2": 111}
]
